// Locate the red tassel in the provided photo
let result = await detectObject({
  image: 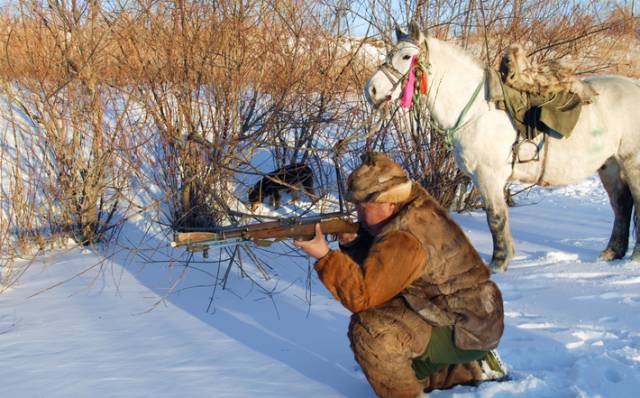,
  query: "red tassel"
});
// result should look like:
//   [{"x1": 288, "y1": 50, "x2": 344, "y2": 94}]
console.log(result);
[{"x1": 420, "y1": 69, "x2": 428, "y2": 95}]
